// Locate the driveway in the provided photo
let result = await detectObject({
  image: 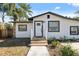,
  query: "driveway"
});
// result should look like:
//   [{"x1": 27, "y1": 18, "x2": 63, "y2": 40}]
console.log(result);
[{"x1": 27, "y1": 46, "x2": 49, "y2": 56}]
